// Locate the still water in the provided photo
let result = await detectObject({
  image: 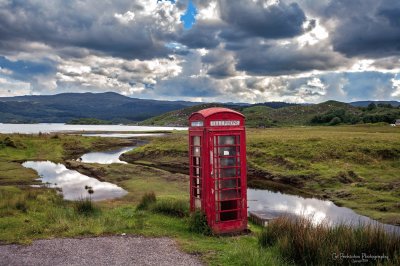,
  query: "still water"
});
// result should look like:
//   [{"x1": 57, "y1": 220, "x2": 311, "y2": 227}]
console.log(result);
[
  {"x1": 80, "y1": 146, "x2": 135, "y2": 164},
  {"x1": 20, "y1": 140, "x2": 400, "y2": 232},
  {"x1": 248, "y1": 189, "x2": 400, "y2": 233},
  {"x1": 0, "y1": 123, "x2": 187, "y2": 134},
  {"x1": 23, "y1": 161, "x2": 128, "y2": 201},
  {"x1": 81, "y1": 133, "x2": 165, "y2": 138}
]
